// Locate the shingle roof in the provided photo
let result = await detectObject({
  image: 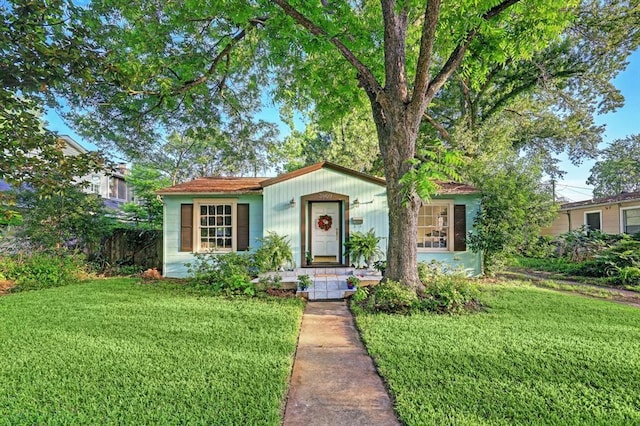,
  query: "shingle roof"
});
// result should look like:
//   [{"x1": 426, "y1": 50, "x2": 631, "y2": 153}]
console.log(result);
[
  {"x1": 156, "y1": 162, "x2": 478, "y2": 195},
  {"x1": 560, "y1": 191, "x2": 640, "y2": 210},
  {"x1": 156, "y1": 177, "x2": 267, "y2": 195},
  {"x1": 435, "y1": 182, "x2": 478, "y2": 195}
]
